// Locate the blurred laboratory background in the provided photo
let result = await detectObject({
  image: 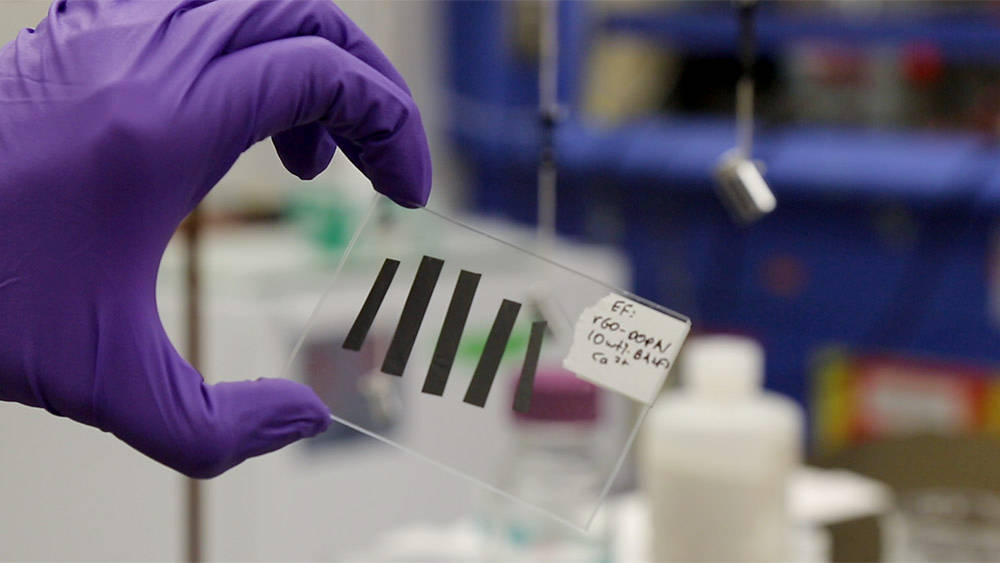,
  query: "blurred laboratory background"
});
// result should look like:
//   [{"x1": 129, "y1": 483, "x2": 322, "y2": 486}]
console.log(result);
[{"x1": 5, "y1": 0, "x2": 1000, "y2": 561}]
